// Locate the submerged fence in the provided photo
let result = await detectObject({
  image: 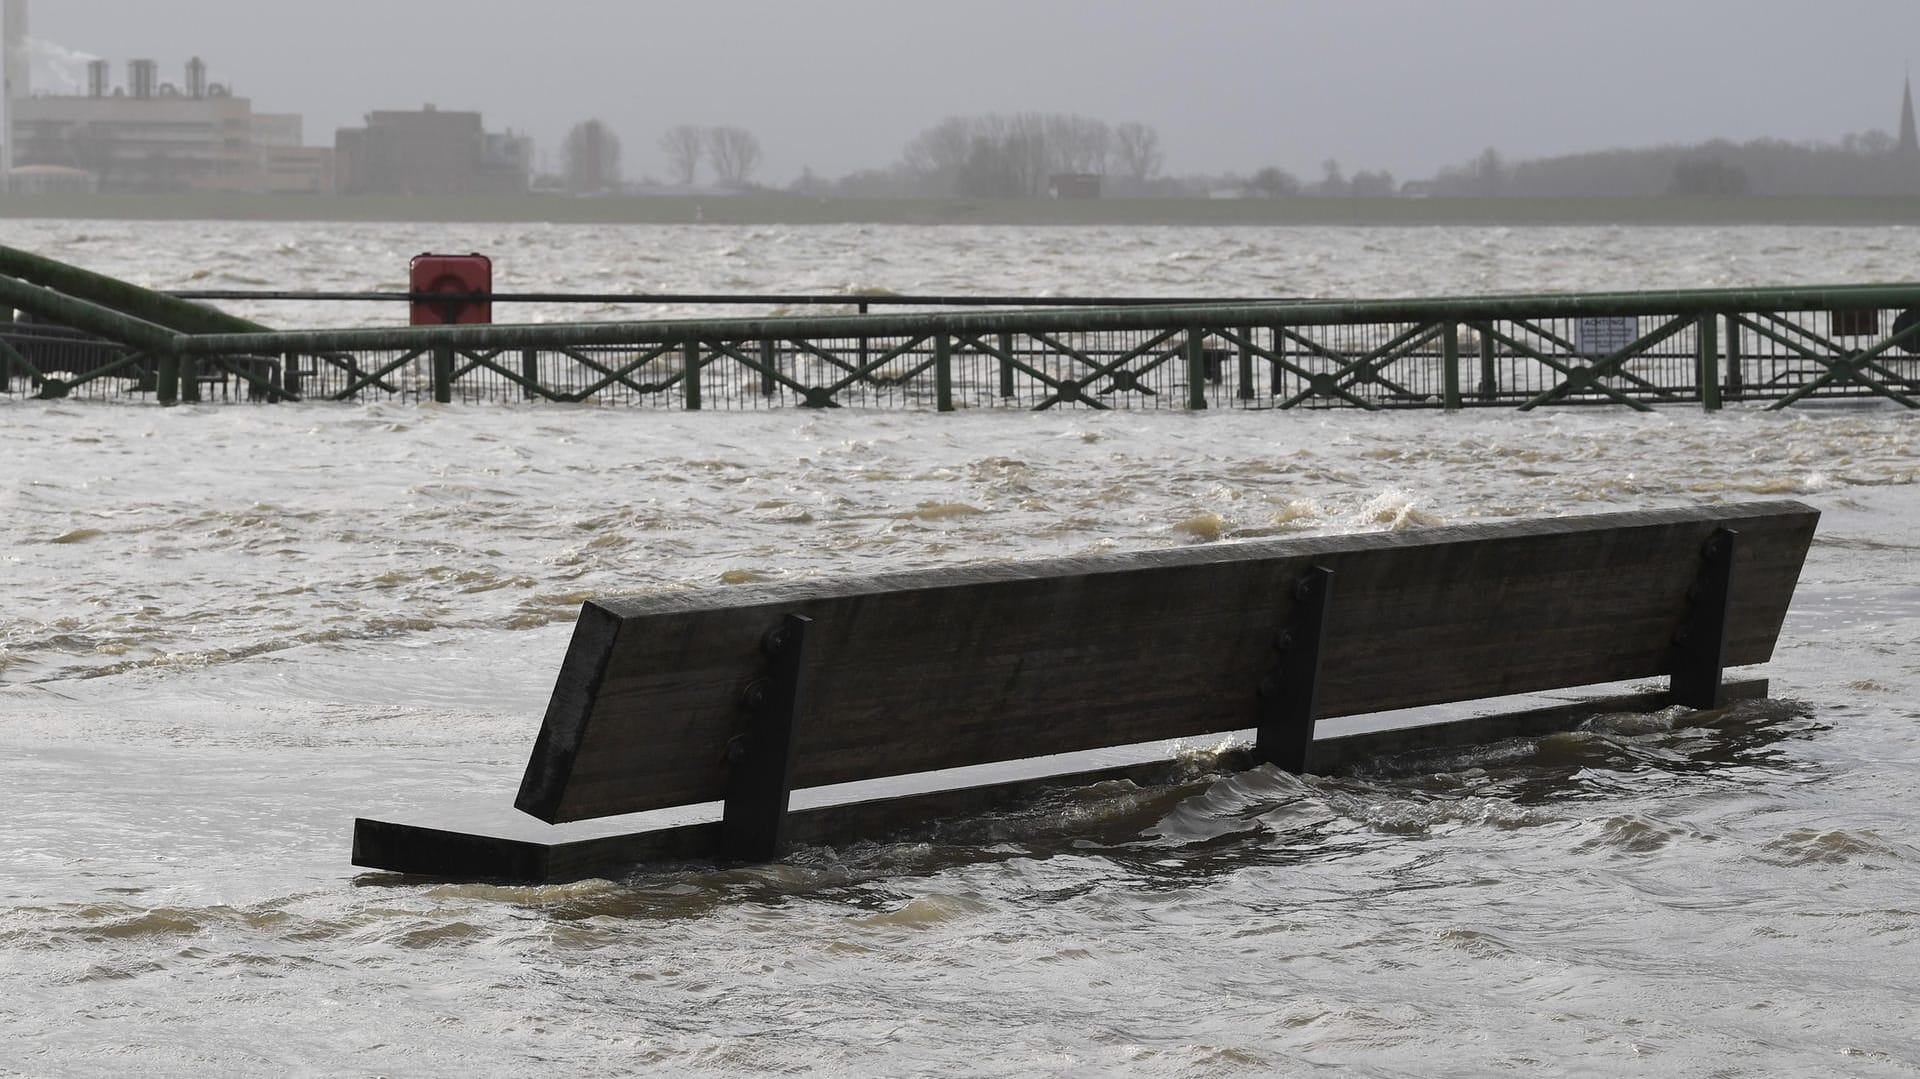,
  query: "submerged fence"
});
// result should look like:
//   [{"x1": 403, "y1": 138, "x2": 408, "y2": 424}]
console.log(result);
[{"x1": 4, "y1": 278, "x2": 1920, "y2": 411}]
